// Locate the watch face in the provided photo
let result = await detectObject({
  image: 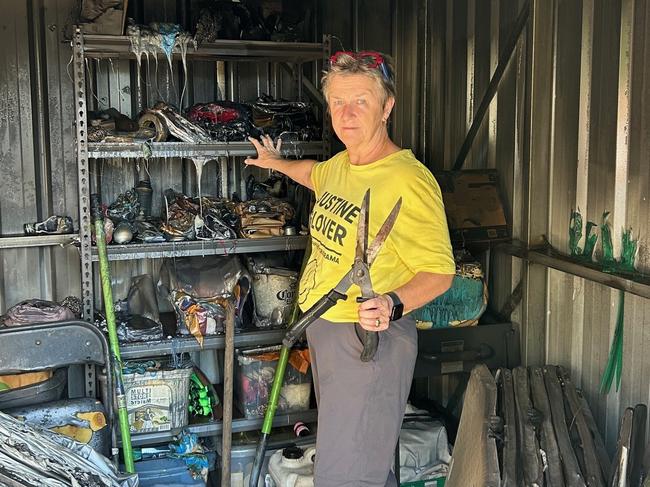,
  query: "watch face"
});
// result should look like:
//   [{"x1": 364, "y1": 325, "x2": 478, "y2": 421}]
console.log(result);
[{"x1": 391, "y1": 303, "x2": 404, "y2": 321}]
